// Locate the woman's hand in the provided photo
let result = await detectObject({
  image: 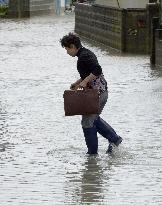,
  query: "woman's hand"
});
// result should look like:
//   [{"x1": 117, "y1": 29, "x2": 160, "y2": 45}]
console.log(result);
[
  {"x1": 70, "y1": 83, "x2": 77, "y2": 90},
  {"x1": 77, "y1": 81, "x2": 87, "y2": 89},
  {"x1": 70, "y1": 78, "x2": 82, "y2": 90}
]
